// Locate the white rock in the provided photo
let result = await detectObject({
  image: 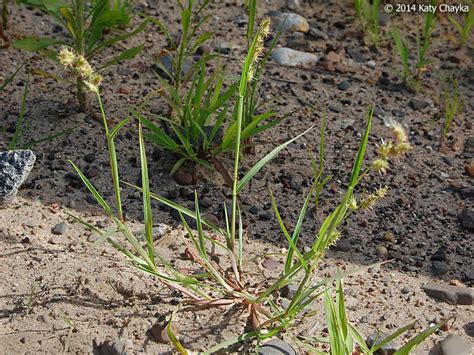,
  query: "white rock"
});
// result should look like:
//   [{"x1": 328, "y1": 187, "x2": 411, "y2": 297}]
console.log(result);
[
  {"x1": 287, "y1": 0, "x2": 300, "y2": 10},
  {"x1": 271, "y1": 47, "x2": 319, "y2": 67},
  {"x1": 272, "y1": 12, "x2": 309, "y2": 33}
]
